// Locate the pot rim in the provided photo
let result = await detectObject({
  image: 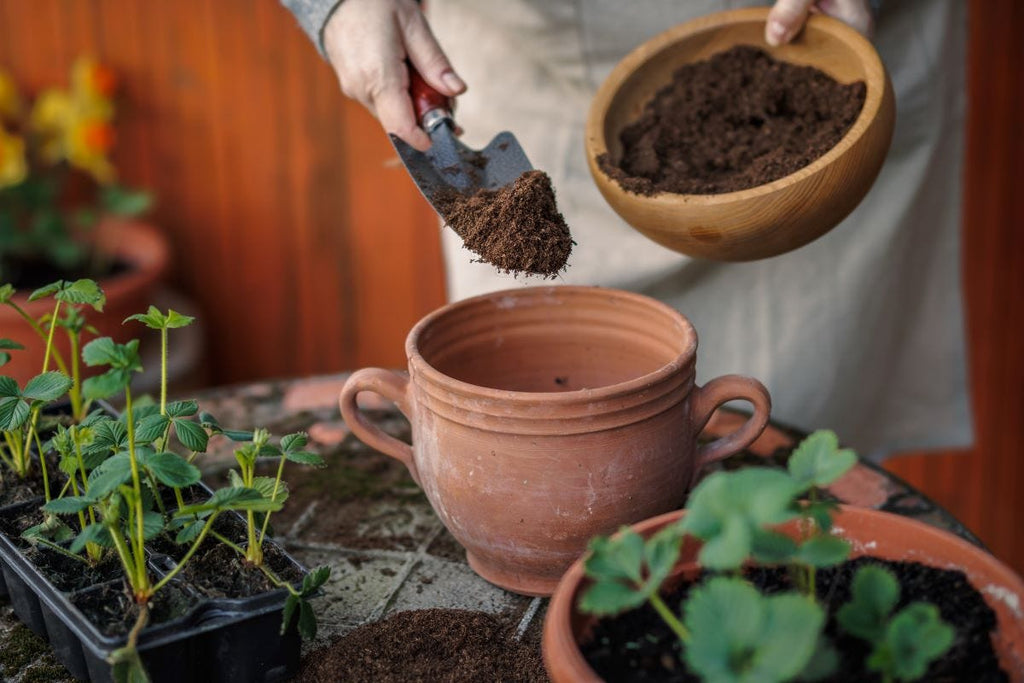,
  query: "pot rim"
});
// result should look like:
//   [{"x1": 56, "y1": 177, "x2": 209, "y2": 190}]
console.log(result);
[
  {"x1": 542, "y1": 505, "x2": 1024, "y2": 682},
  {"x1": 406, "y1": 285, "x2": 698, "y2": 406}
]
